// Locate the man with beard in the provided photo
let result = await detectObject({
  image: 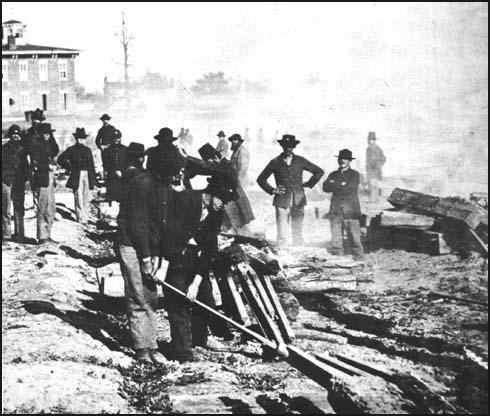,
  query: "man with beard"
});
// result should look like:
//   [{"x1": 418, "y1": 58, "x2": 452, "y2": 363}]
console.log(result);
[
  {"x1": 257, "y1": 134, "x2": 324, "y2": 248},
  {"x1": 102, "y1": 129, "x2": 127, "y2": 204},
  {"x1": 322, "y1": 149, "x2": 365, "y2": 261},
  {"x1": 58, "y1": 128, "x2": 97, "y2": 225},
  {"x1": 2, "y1": 125, "x2": 28, "y2": 242},
  {"x1": 229, "y1": 133, "x2": 250, "y2": 188},
  {"x1": 27, "y1": 123, "x2": 59, "y2": 244}
]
